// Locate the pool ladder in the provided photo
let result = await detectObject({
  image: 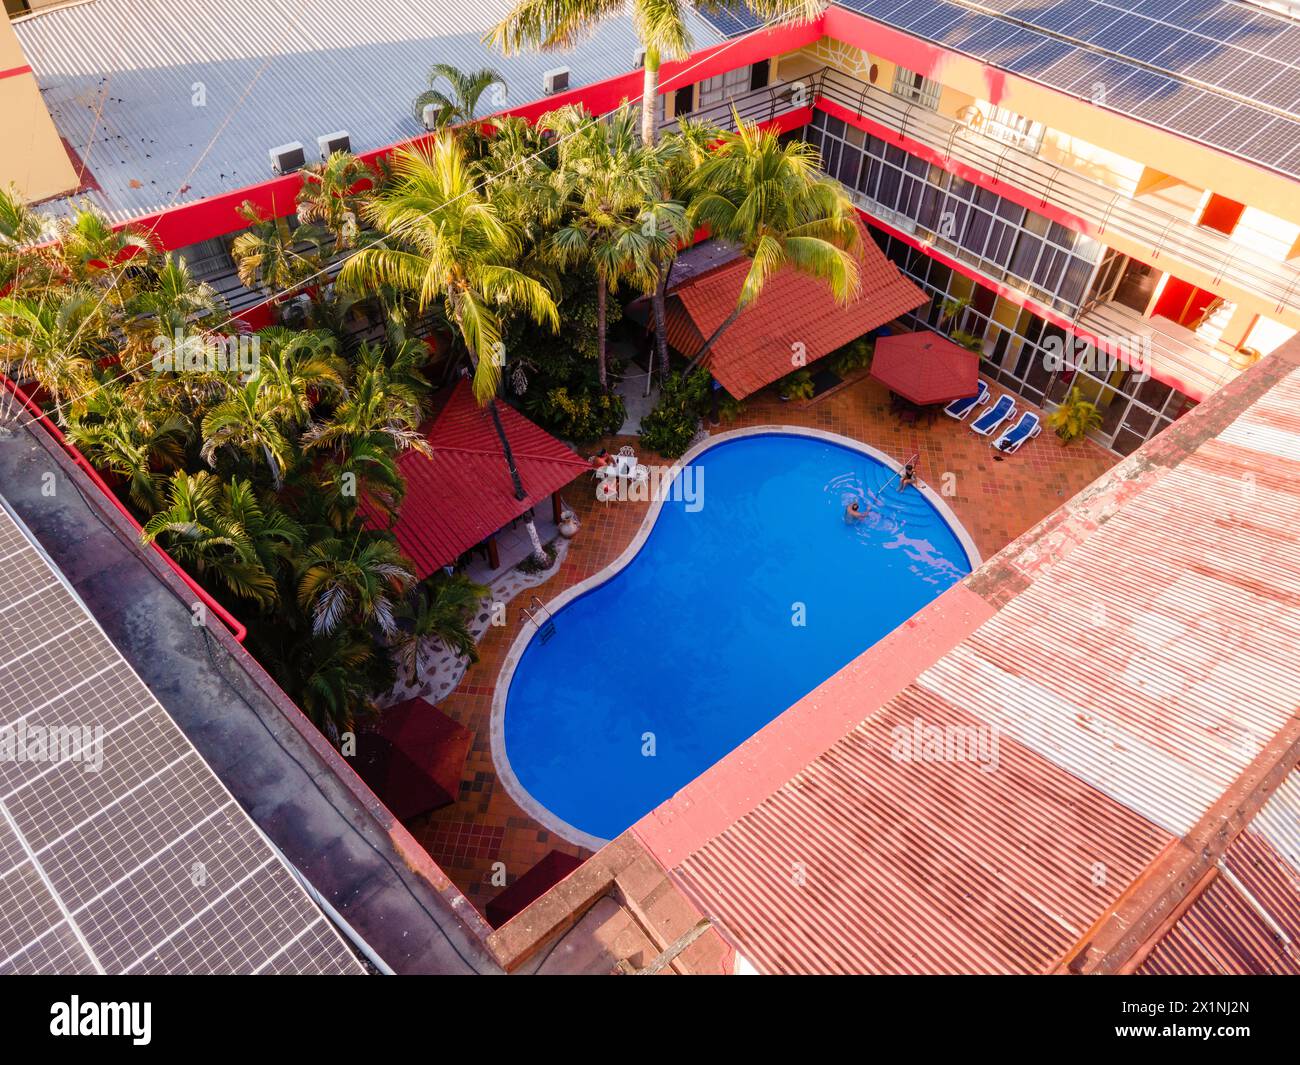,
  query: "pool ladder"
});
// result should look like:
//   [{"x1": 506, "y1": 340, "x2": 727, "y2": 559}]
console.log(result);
[{"x1": 520, "y1": 596, "x2": 557, "y2": 644}]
